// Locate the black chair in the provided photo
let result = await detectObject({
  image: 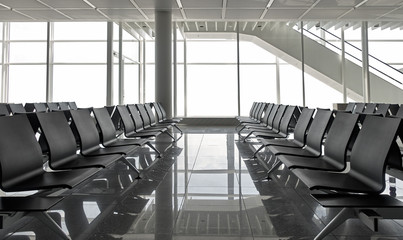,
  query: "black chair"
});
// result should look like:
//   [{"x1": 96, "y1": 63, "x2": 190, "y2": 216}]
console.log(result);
[
  {"x1": 58, "y1": 102, "x2": 70, "y2": 111},
  {"x1": 92, "y1": 107, "x2": 162, "y2": 157},
  {"x1": 46, "y1": 102, "x2": 59, "y2": 112},
  {"x1": 25, "y1": 103, "x2": 48, "y2": 112},
  {"x1": 253, "y1": 107, "x2": 315, "y2": 158},
  {"x1": 135, "y1": 104, "x2": 173, "y2": 134},
  {"x1": 70, "y1": 109, "x2": 146, "y2": 176},
  {"x1": 237, "y1": 103, "x2": 274, "y2": 134},
  {"x1": 68, "y1": 102, "x2": 78, "y2": 110},
  {"x1": 0, "y1": 103, "x2": 10, "y2": 116},
  {"x1": 144, "y1": 103, "x2": 183, "y2": 135},
  {"x1": 36, "y1": 111, "x2": 124, "y2": 170},
  {"x1": 0, "y1": 114, "x2": 100, "y2": 191},
  {"x1": 154, "y1": 102, "x2": 182, "y2": 123},
  {"x1": 236, "y1": 102, "x2": 257, "y2": 122},
  {"x1": 7, "y1": 103, "x2": 26, "y2": 114},
  {"x1": 344, "y1": 102, "x2": 355, "y2": 112},
  {"x1": 239, "y1": 104, "x2": 279, "y2": 138},
  {"x1": 363, "y1": 102, "x2": 377, "y2": 114},
  {"x1": 352, "y1": 102, "x2": 365, "y2": 114},
  {"x1": 277, "y1": 112, "x2": 360, "y2": 172},
  {"x1": 115, "y1": 105, "x2": 163, "y2": 139},
  {"x1": 235, "y1": 102, "x2": 267, "y2": 127},
  {"x1": 292, "y1": 116, "x2": 403, "y2": 239}
]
